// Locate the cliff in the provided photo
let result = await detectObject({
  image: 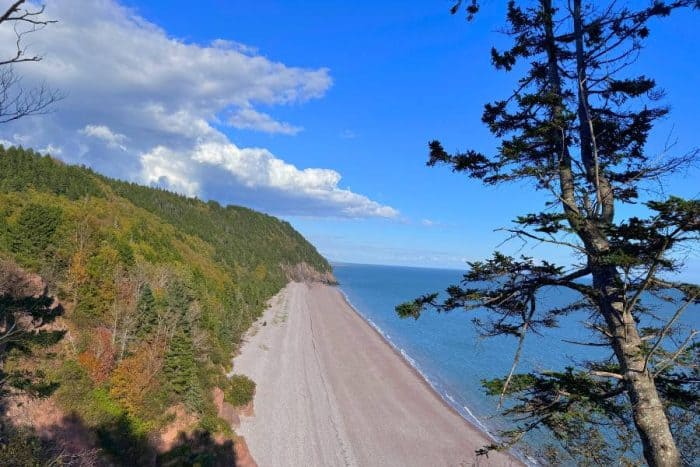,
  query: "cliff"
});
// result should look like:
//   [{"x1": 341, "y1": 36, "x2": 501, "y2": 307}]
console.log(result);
[{"x1": 0, "y1": 145, "x2": 332, "y2": 464}]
